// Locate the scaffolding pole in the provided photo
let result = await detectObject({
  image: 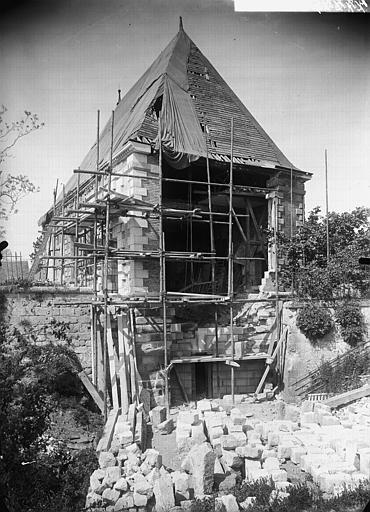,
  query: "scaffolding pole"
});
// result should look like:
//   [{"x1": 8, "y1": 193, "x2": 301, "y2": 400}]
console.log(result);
[
  {"x1": 92, "y1": 110, "x2": 100, "y2": 385},
  {"x1": 228, "y1": 118, "x2": 235, "y2": 405},
  {"x1": 158, "y1": 116, "x2": 170, "y2": 416},
  {"x1": 103, "y1": 111, "x2": 115, "y2": 421},
  {"x1": 60, "y1": 185, "x2": 65, "y2": 285},
  {"x1": 74, "y1": 172, "x2": 80, "y2": 286},
  {"x1": 325, "y1": 149, "x2": 330, "y2": 263},
  {"x1": 52, "y1": 180, "x2": 59, "y2": 283}
]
